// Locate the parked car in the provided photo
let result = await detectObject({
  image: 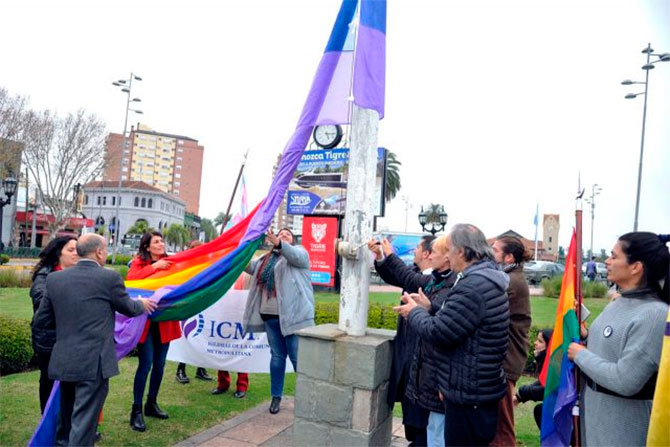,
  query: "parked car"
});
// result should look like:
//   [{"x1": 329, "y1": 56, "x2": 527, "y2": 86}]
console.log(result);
[
  {"x1": 582, "y1": 262, "x2": 608, "y2": 281},
  {"x1": 523, "y1": 261, "x2": 565, "y2": 285}
]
